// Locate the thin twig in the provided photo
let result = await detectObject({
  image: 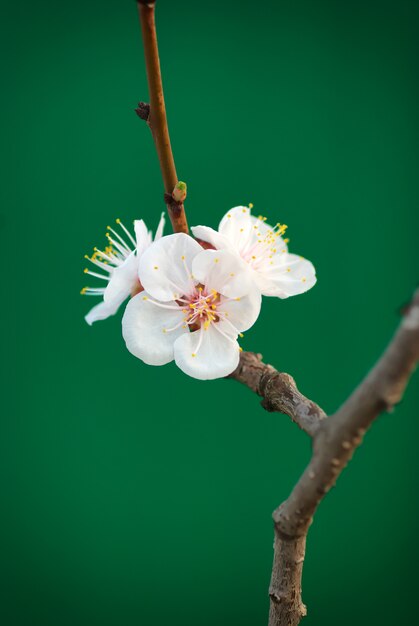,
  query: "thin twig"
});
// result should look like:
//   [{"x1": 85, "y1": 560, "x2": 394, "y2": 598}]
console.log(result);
[{"x1": 137, "y1": 0, "x2": 189, "y2": 234}]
